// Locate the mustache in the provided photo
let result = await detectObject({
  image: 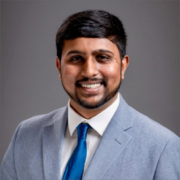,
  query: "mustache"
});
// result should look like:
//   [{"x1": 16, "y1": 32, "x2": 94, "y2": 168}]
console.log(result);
[{"x1": 75, "y1": 78, "x2": 107, "y2": 86}]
